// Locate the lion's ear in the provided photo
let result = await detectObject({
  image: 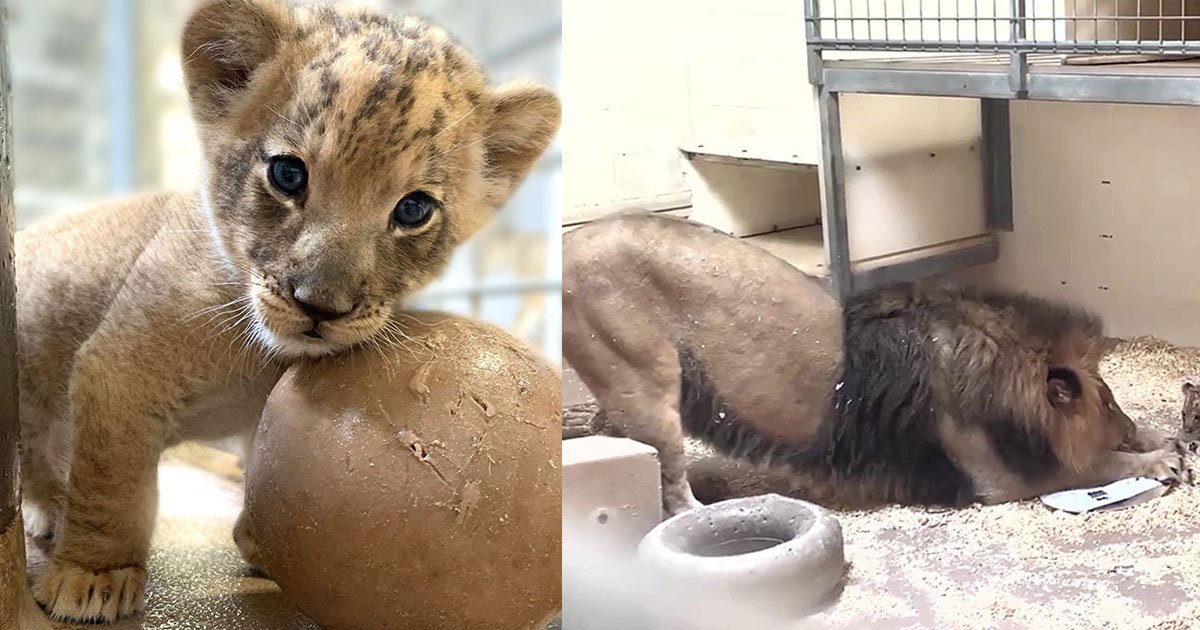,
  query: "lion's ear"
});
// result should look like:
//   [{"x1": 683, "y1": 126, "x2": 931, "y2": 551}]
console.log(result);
[
  {"x1": 181, "y1": 0, "x2": 292, "y2": 124},
  {"x1": 1047, "y1": 367, "x2": 1082, "y2": 408},
  {"x1": 479, "y1": 80, "x2": 561, "y2": 209}
]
